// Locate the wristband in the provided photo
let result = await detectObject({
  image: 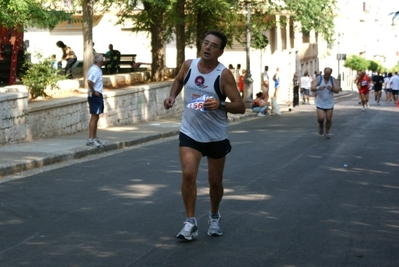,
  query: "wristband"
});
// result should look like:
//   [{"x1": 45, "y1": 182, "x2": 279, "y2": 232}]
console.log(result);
[
  {"x1": 316, "y1": 86, "x2": 320, "y2": 91},
  {"x1": 219, "y1": 101, "x2": 226, "y2": 110}
]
